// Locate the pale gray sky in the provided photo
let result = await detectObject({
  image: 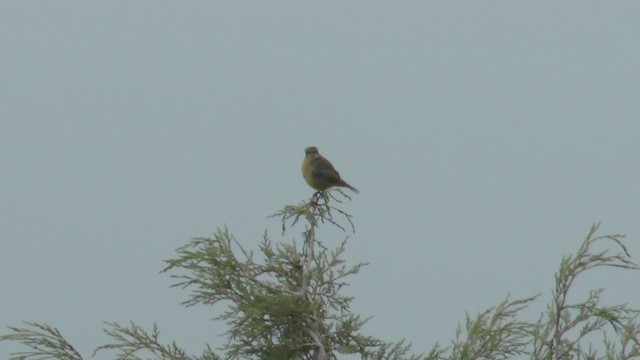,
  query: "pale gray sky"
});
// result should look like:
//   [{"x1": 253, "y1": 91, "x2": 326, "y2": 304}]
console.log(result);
[{"x1": 2, "y1": 2, "x2": 639, "y2": 359}]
